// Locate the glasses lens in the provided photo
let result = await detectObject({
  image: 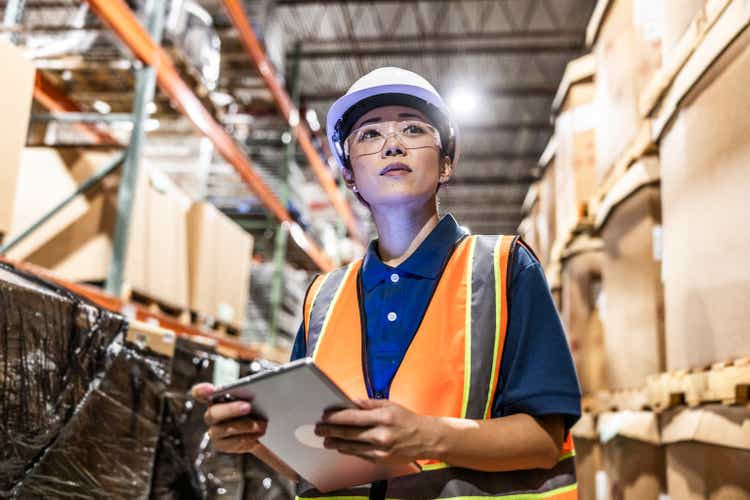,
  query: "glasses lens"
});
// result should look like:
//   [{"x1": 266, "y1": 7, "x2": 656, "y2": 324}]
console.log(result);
[{"x1": 346, "y1": 121, "x2": 440, "y2": 158}]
